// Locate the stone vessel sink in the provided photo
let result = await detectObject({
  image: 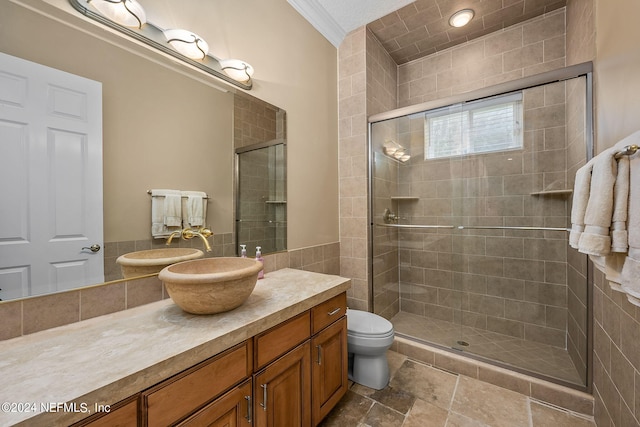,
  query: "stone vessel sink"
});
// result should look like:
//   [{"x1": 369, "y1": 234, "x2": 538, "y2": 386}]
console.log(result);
[
  {"x1": 116, "y1": 248, "x2": 204, "y2": 279},
  {"x1": 158, "y1": 257, "x2": 263, "y2": 315}
]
